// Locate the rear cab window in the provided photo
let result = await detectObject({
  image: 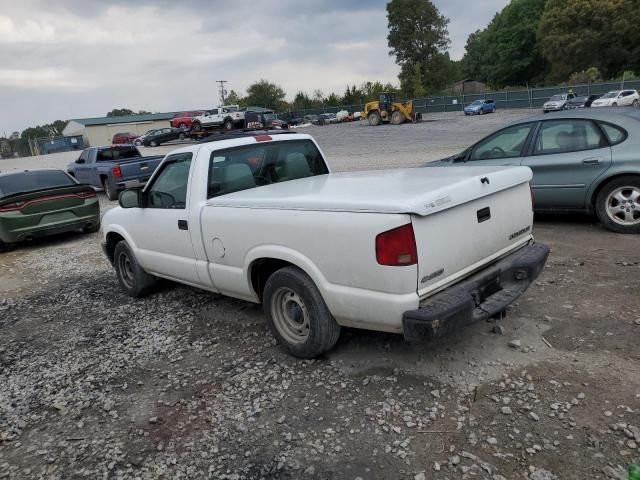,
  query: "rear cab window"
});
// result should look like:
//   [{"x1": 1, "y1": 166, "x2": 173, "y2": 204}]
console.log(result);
[
  {"x1": 0, "y1": 170, "x2": 75, "y2": 198},
  {"x1": 97, "y1": 146, "x2": 140, "y2": 161},
  {"x1": 207, "y1": 140, "x2": 329, "y2": 198}
]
